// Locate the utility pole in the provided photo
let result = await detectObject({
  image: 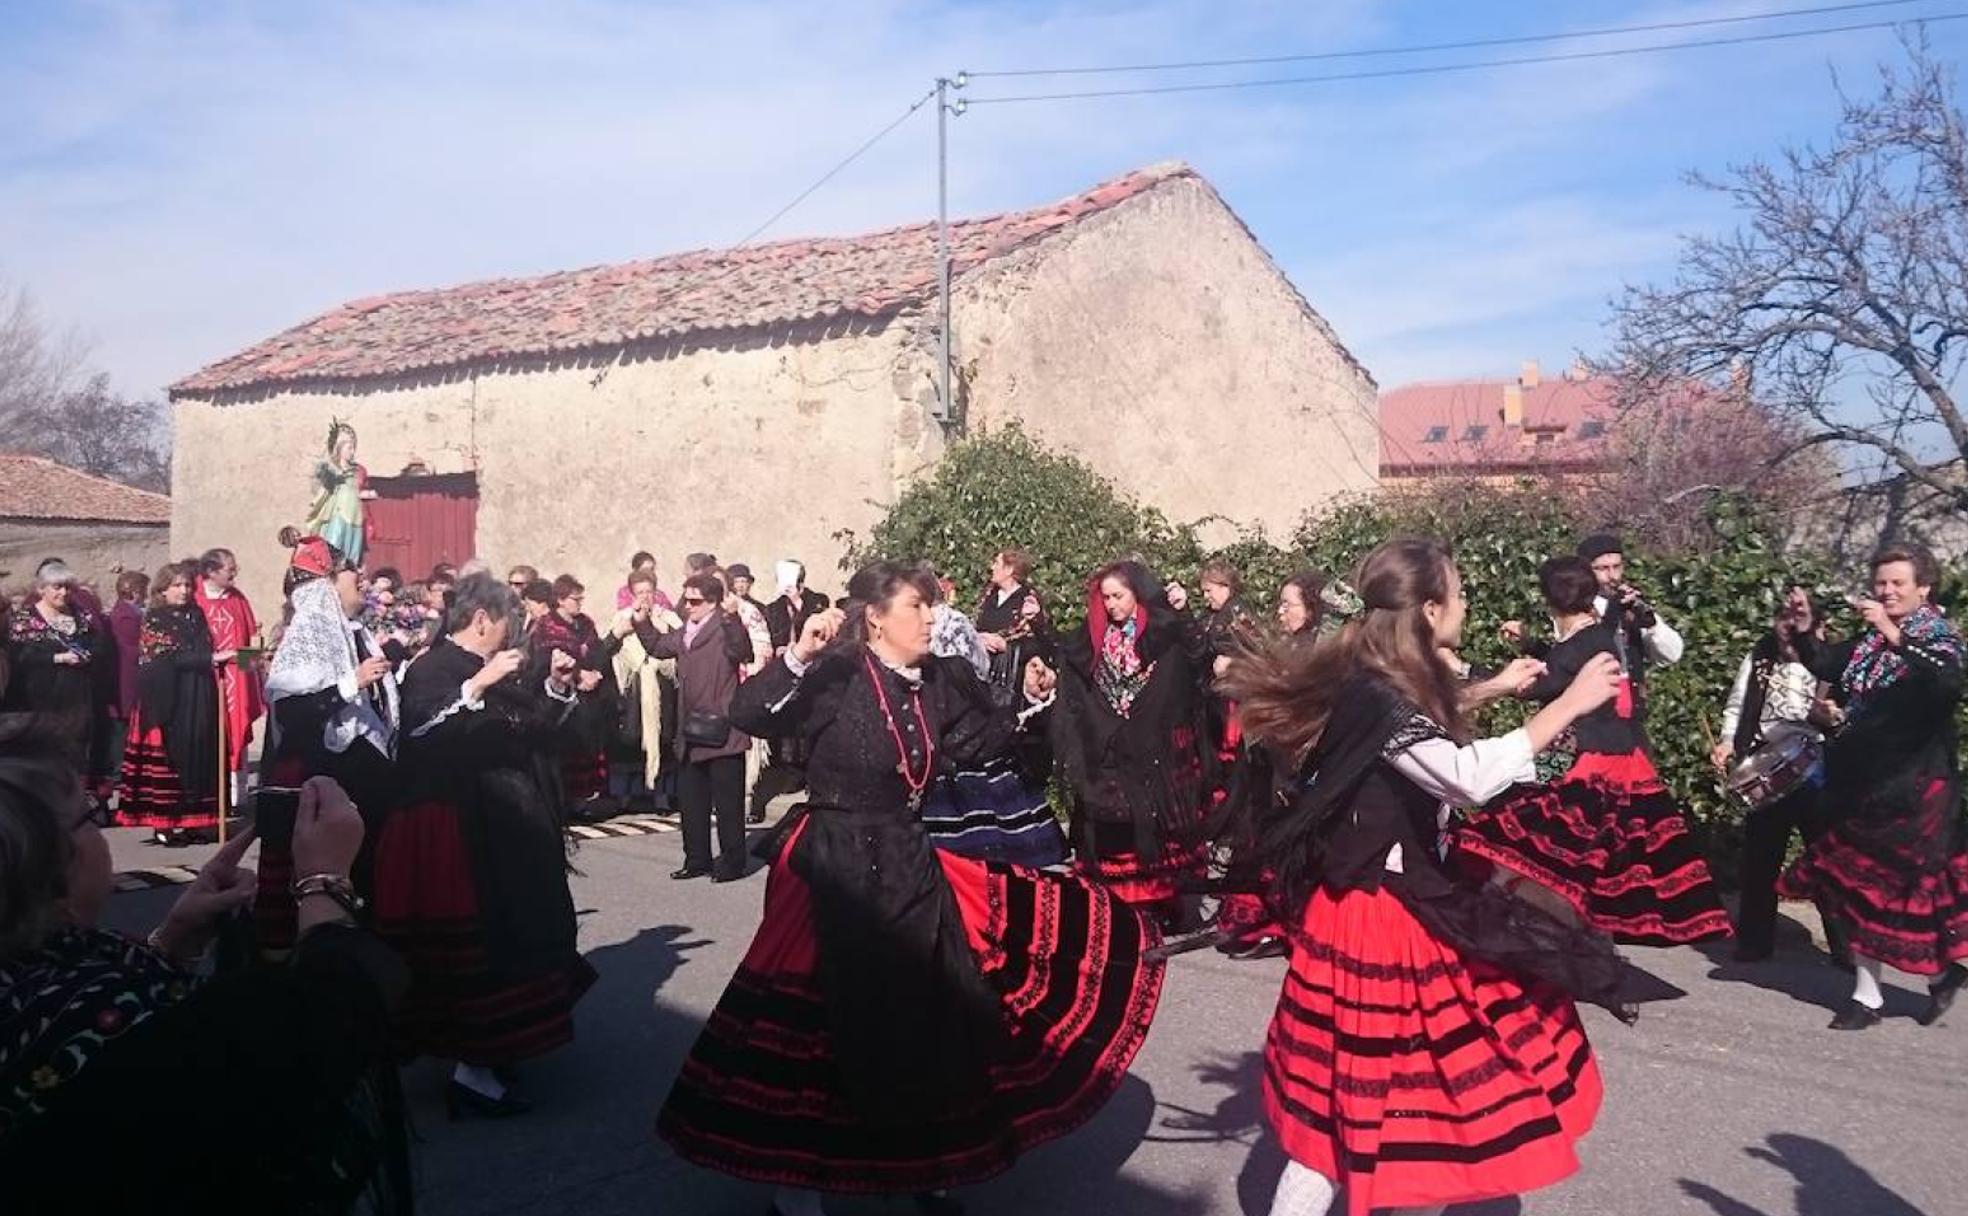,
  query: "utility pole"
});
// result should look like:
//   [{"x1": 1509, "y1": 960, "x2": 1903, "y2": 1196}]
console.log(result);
[{"x1": 935, "y1": 73, "x2": 967, "y2": 428}]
